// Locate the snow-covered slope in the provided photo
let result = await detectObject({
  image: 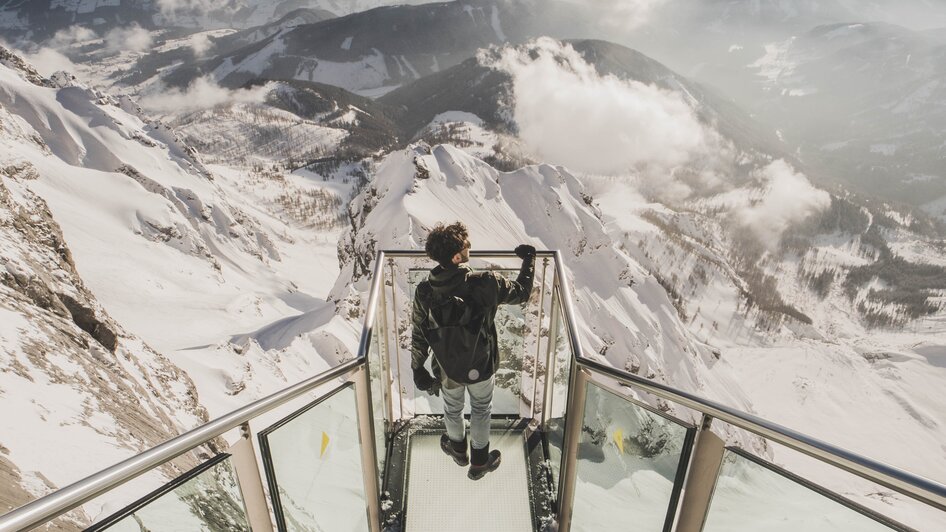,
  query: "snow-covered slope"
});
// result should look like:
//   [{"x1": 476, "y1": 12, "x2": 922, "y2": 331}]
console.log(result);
[
  {"x1": 0, "y1": 47, "x2": 362, "y2": 513},
  {"x1": 0, "y1": 52, "x2": 212, "y2": 522},
  {"x1": 163, "y1": 0, "x2": 551, "y2": 95},
  {"x1": 744, "y1": 22, "x2": 946, "y2": 207}
]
